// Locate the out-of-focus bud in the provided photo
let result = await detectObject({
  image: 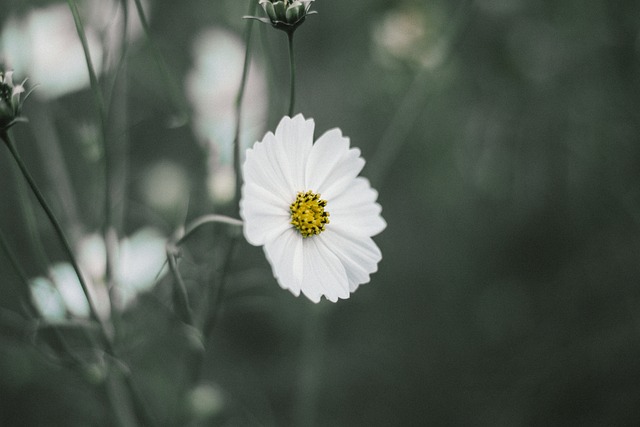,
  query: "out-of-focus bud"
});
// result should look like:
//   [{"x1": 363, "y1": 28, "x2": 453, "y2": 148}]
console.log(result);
[{"x1": 0, "y1": 70, "x2": 29, "y2": 131}]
